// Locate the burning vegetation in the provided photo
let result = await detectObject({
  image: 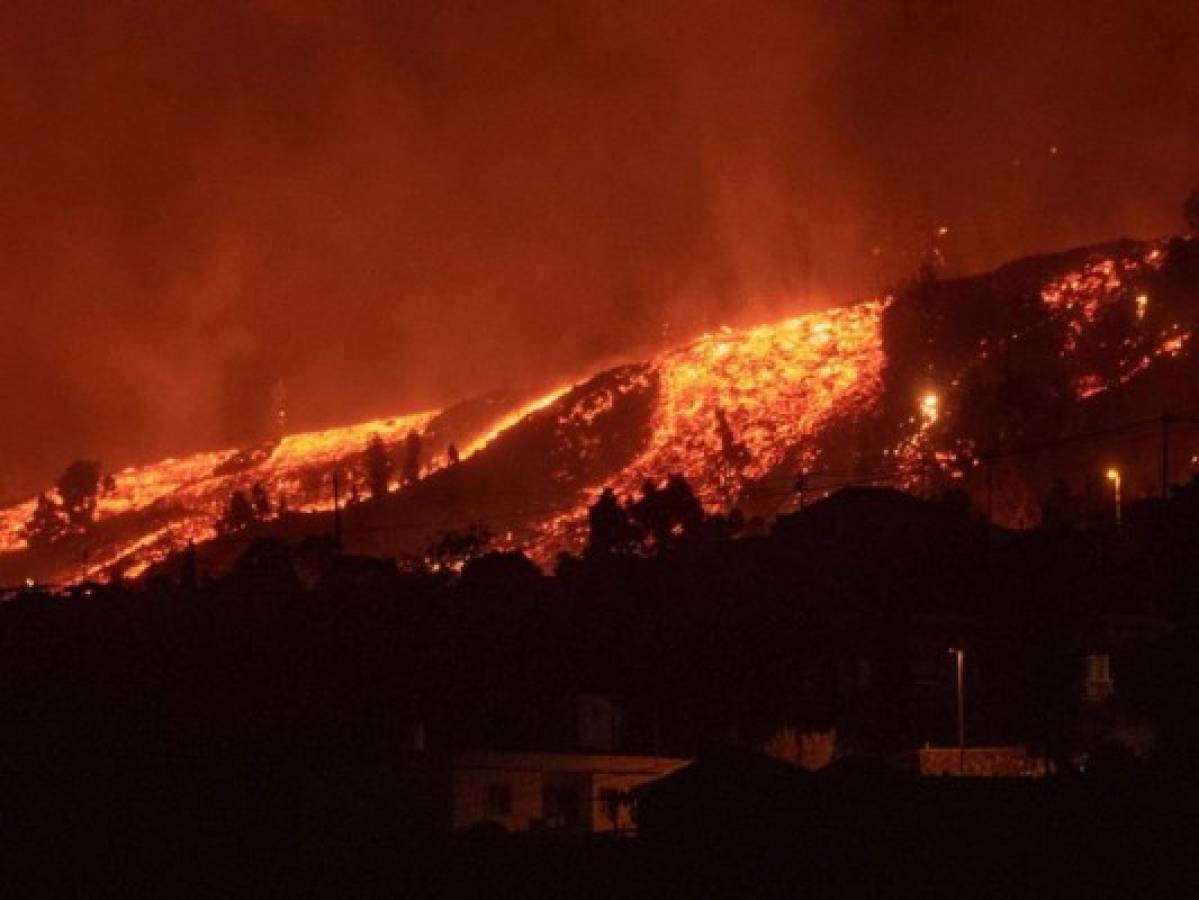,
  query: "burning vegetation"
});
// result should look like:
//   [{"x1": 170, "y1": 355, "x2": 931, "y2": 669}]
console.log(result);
[{"x1": 2, "y1": 237, "x2": 1198, "y2": 585}]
